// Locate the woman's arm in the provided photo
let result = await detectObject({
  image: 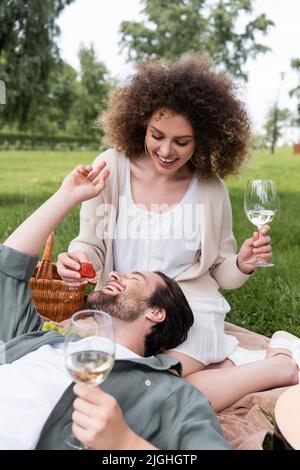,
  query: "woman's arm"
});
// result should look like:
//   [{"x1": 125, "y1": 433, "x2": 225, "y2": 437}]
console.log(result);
[
  {"x1": 67, "y1": 150, "x2": 117, "y2": 270},
  {"x1": 210, "y1": 182, "x2": 271, "y2": 288},
  {"x1": 210, "y1": 182, "x2": 251, "y2": 289},
  {"x1": 57, "y1": 149, "x2": 120, "y2": 282}
]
